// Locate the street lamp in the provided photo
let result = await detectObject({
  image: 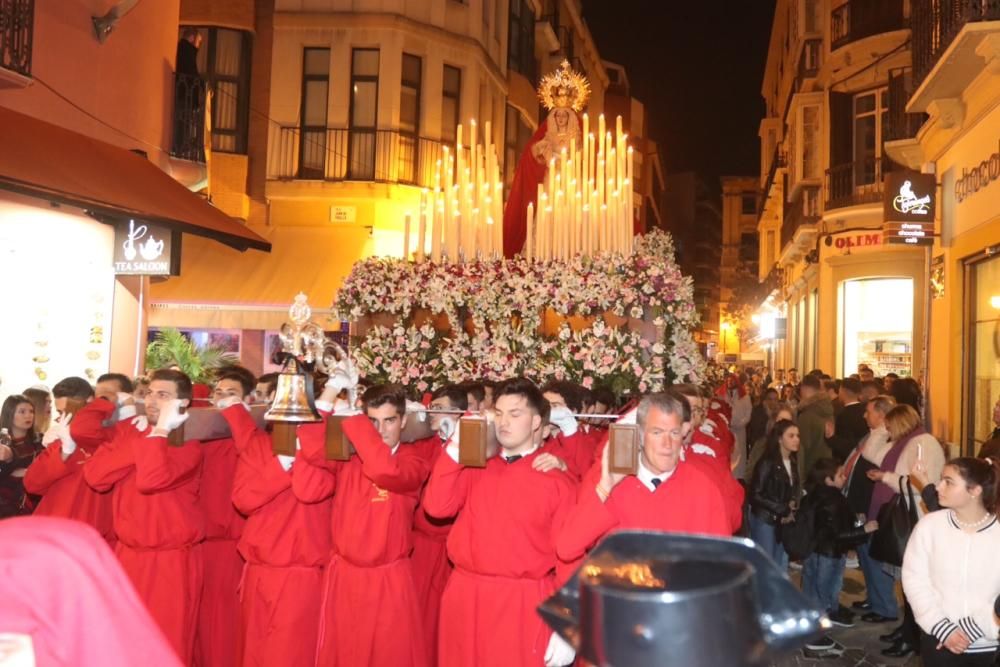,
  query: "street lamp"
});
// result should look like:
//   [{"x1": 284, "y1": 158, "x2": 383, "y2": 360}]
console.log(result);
[{"x1": 720, "y1": 320, "x2": 731, "y2": 356}]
